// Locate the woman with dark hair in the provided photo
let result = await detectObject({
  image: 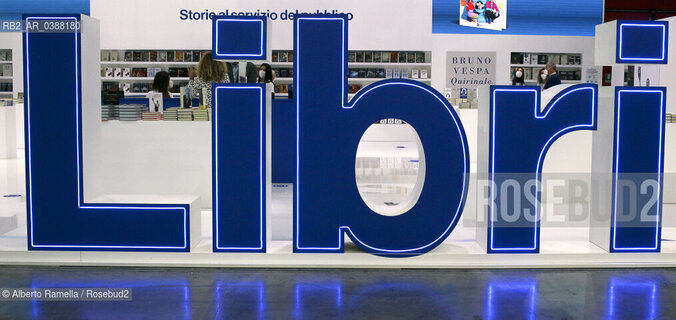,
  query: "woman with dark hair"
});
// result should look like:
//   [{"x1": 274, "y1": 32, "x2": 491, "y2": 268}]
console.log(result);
[
  {"x1": 148, "y1": 71, "x2": 172, "y2": 98},
  {"x1": 187, "y1": 51, "x2": 230, "y2": 107},
  {"x1": 257, "y1": 63, "x2": 275, "y2": 84},
  {"x1": 537, "y1": 68, "x2": 548, "y2": 88},
  {"x1": 257, "y1": 63, "x2": 278, "y2": 98},
  {"x1": 512, "y1": 67, "x2": 525, "y2": 86}
]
